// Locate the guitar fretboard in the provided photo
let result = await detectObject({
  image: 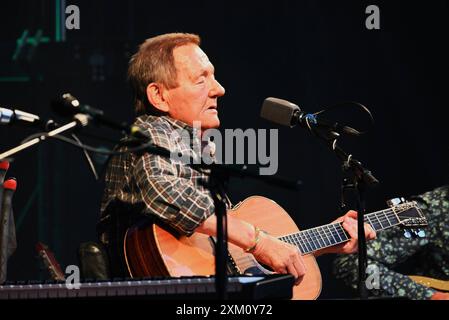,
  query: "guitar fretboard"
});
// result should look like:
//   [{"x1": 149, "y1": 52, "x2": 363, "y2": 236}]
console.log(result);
[{"x1": 278, "y1": 207, "x2": 404, "y2": 255}]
